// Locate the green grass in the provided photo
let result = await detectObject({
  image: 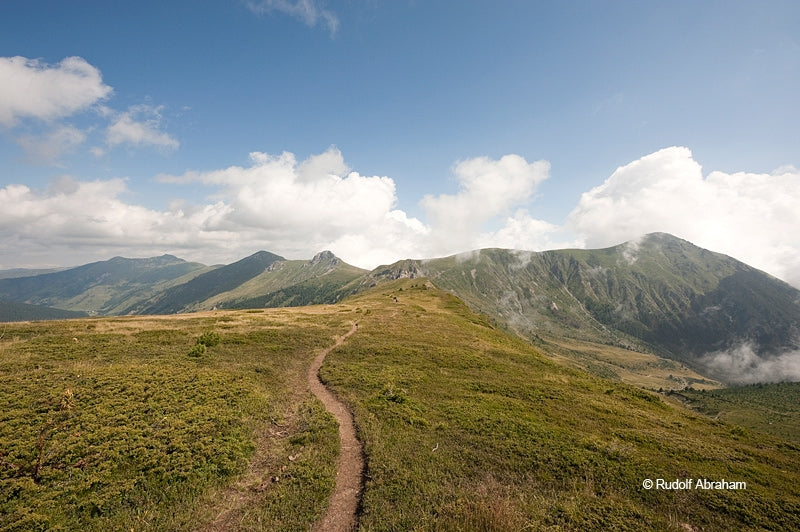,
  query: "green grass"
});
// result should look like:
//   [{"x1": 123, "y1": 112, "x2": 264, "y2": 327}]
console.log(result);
[
  {"x1": 540, "y1": 335, "x2": 721, "y2": 391},
  {"x1": 678, "y1": 383, "x2": 800, "y2": 443},
  {"x1": 0, "y1": 309, "x2": 351, "y2": 531},
  {"x1": 321, "y1": 279, "x2": 800, "y2": 530},
  {"x1": 3, "y1": 281, "x2": 800, "y2": 531}
]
